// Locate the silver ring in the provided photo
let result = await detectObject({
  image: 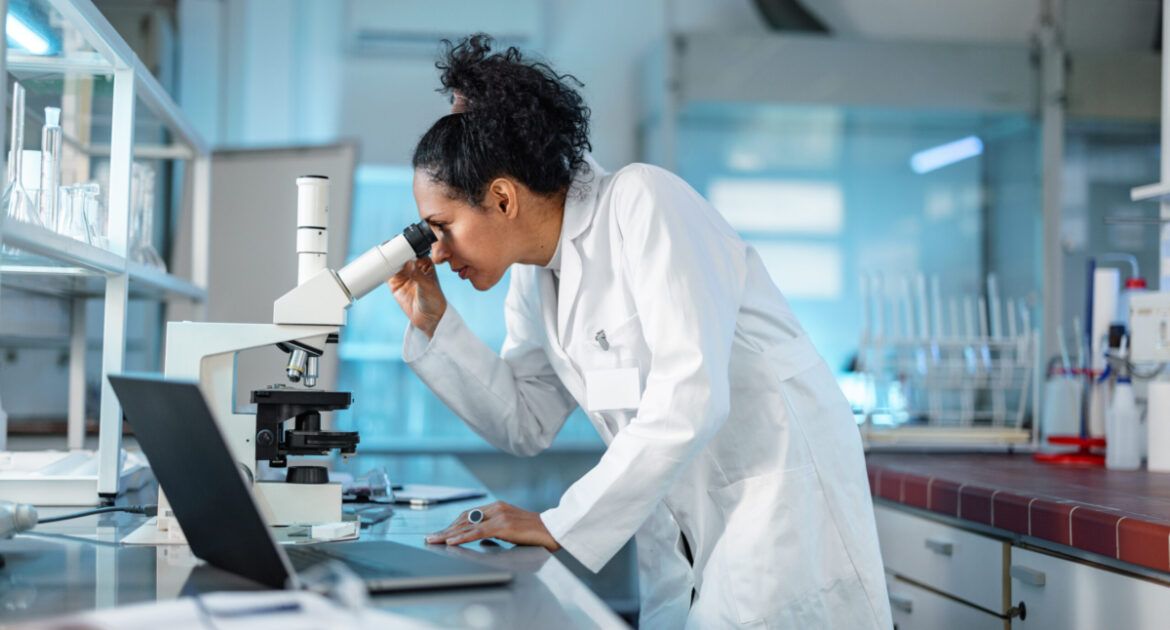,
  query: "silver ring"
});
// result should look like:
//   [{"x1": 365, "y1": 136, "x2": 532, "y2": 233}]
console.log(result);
[{"x1": 467, "y1": 508, "x2": 484, "y2": 524}]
